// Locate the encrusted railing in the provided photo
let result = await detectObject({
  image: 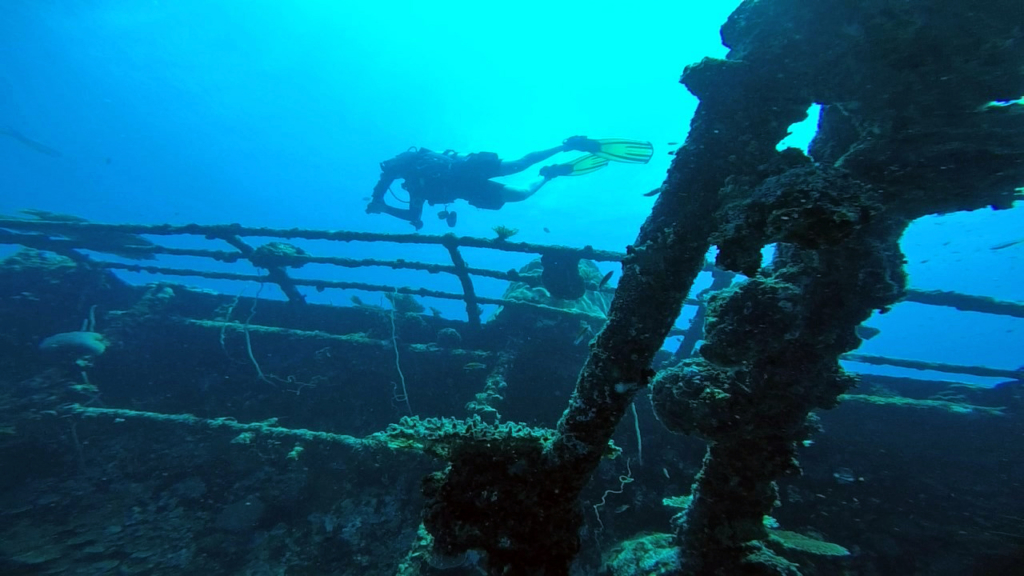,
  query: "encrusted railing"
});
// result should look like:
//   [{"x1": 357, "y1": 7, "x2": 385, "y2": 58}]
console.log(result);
[{"x1": 1, "y1": 216, "x2": 1021, "y2": 384}]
